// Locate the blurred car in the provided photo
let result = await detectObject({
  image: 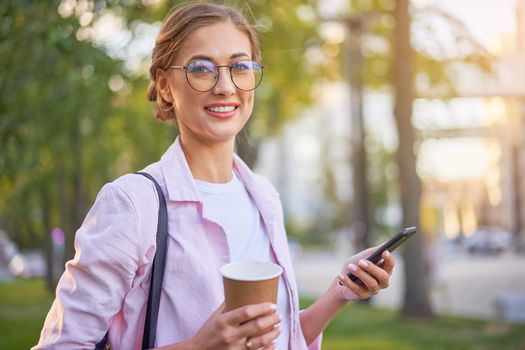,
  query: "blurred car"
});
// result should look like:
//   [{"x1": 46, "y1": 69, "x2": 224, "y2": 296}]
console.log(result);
[
  {"x1": 463, "y1": 228, "x2": 513, "y2": 255},
  {"x1": 9, "y1": 251, "x2": 46, "y2": 278},
  {"x1": 1, "y1": 229, "x2": 46, "y2": 279}
]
